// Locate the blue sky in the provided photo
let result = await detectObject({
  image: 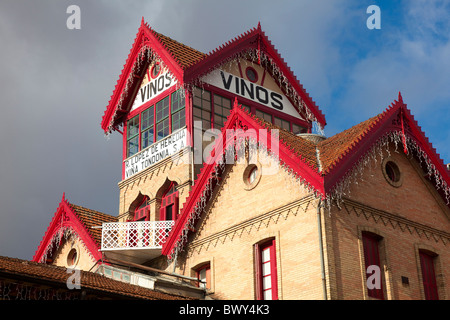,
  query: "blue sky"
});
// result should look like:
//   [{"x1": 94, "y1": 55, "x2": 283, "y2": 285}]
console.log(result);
[{"x1": 0, "y1": 0, "x2": 448, "y2": 260}]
